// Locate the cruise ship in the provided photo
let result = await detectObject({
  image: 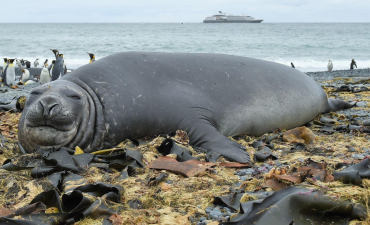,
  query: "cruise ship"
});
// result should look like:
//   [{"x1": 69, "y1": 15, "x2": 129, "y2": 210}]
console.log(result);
[{"x1": 203, "y1": 11, "x2": 263, "y2": 23}]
